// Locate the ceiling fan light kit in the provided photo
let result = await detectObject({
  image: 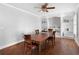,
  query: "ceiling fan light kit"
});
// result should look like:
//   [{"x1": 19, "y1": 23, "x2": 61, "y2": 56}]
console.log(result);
[{"x1": 41, "y1": 3, "x2": 55, "y2": 12}]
